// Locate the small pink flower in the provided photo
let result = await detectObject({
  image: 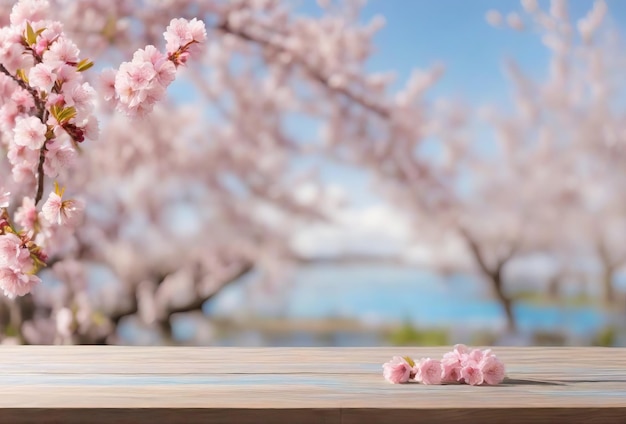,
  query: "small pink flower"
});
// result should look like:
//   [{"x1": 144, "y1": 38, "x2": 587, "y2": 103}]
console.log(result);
[
  {"x1": 14, "y1": 116, "x2": 47, "y2": 150},
  {"x1": 480, "y1": 356, "x2": 505, "y2": 385},
  {"x1": 0, "y1": 34, "x2": 27, "y2": 74},
  {"x1": 382, "y1": 356, "x2": 412, "y2": 384},
  {"x1": 453, "y1": 344, "x2": 470, "y2": 358},
  {"x1": 164, "y1": 17, "x2": 206, "y2": 53},
  {"x1": 41, "y1": 190, "x2": 84, "y2": 227},
  {"x1": 11, "y1": 87, "x2": 35, "y2": 110},
  {"x1": 441, "y1": 348, "x2": 464, "y2": 383},
  {"x1": 99, "y1": 68, "x2": 118, "y2": 102},
  {"x1": 14, "y1": 197, "x2": 38, "y2": 231},
  {"x1": 416, "y1": 358, "x2": 443, "y2": 385},
  {"x1": 460, "y1": 362, "x2": 484, "y2": 386},
  {"x1": 0, "y1": 102, "x2": 19, "y2": 132},
  {"x1": 0, "y1": 233, "x2": 29, "y2": 268},
  {"x1": 134, "y1": 45, "x2": 176, "y2": 87},
  {"x1": 0, "y1": 189, "x2": 9, "y2": 208},
  {"x1": 43, "y1": 36, "x2": 80, "y2": 65},
  {"x1": 44, "y1": 140, "x2": 77, "y2": 177},
  {"x1": 10, "y1": 0, "x2": 50, "y2": 26},
  {"x1": 468, "y1": 348, "x2": 484, "y2": 363},
  {"x1": 441, "y1": 359, "x2": 462, "y2": 383},
  {"x1": 29, "y1": 63, "x2": 57, "y2": 92},
  {"x1": 0, "y1": 267, "x2": 40, "y2": 299},
  {"x1": 482, "y1": 348, "x2": 496, "y2": 358}
]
